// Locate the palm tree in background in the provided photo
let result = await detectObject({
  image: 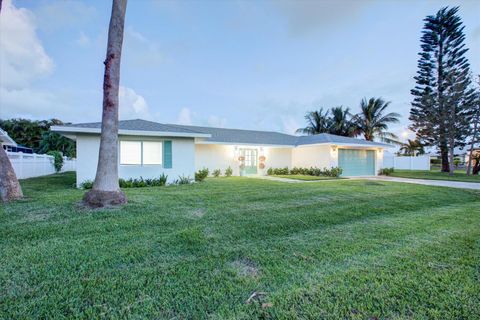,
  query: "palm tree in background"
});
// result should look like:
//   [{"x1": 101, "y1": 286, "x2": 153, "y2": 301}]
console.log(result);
[
  {"x1": 295, "y1": 108, "x2": 332, "y2": 135},
  {"x1": 400, "y1": 139, "x2": 425, "y2": 156},
  {"x1": 353, "y1": 97, "x2": 401, "y2": 143},
  {"x1": 329, "y1": 106, "x2": 358, "y2": 137}
]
